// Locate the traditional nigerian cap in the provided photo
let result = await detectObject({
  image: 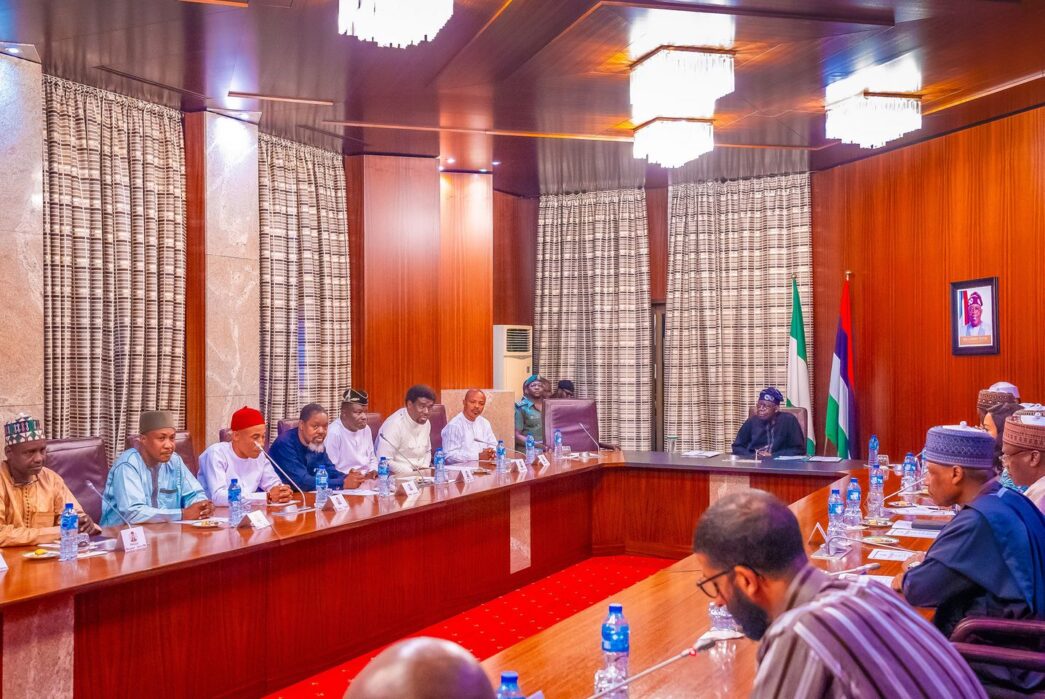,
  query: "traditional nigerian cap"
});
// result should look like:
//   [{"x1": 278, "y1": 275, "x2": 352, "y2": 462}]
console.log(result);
[
  {"x1": 923, "y1": 424, "x2": 996, "y2": 469},
  {"x1": 758, "y1": 387, "x2": 783, "y2": 405},
  {"x1": 4, "y1": 414, "x2": 44, "y2": 446},
  {"x1": 139, "y1": 410, "x2": 175, "y2": 434},
  {"x1": 978, "y1": 388, "x2": 1018, "y2": 411},
  {"x1": 968, "y1": 292, "x2": 984, "y2": 306},
  {"x1": 523, "y1": 374, "x2": 542, "y2": 389},
  {"x1": 230, "y1": 406, "x2": 264, "y2": 432},
  {"x1": 1004, "y1": 412, "x2": 1045, "y2": 451},
  {"x1": 341, "y1": 388, "x2": 369, "y2": 405},
  {"x1": 557, "y1": 379, "x2": 575, "y2": 392}
]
